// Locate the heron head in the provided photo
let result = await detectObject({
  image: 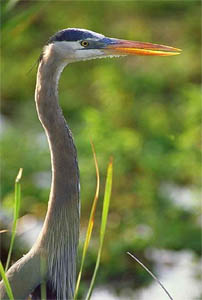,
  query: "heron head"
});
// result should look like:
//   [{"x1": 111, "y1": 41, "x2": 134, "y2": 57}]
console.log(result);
[{"x1": 43, "y1": 28, "x2": 181, "y2": 63}]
